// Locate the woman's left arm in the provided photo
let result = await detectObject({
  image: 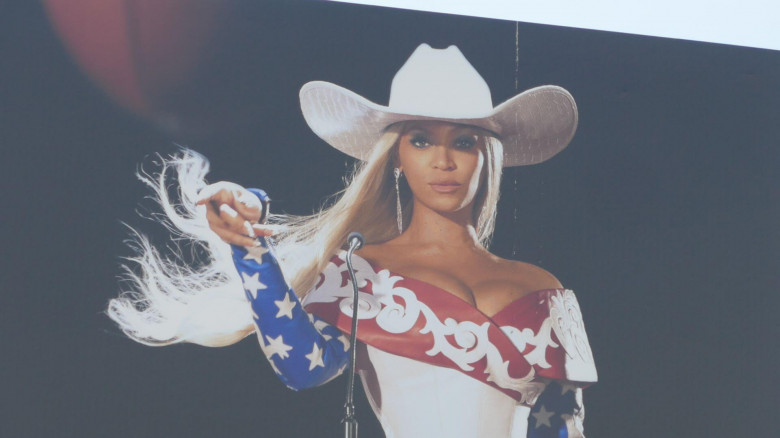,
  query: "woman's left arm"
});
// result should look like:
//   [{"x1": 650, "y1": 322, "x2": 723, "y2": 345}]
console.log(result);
[
  {"x1": 232, "y1": 241, "x2": 350, "y2": 390},
  {"x1": 527, "y1": 381, "x2": 587, "y2": 438},
  {"x1": 227, "y1": 188, "x2": 350, "y2": 389}
]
